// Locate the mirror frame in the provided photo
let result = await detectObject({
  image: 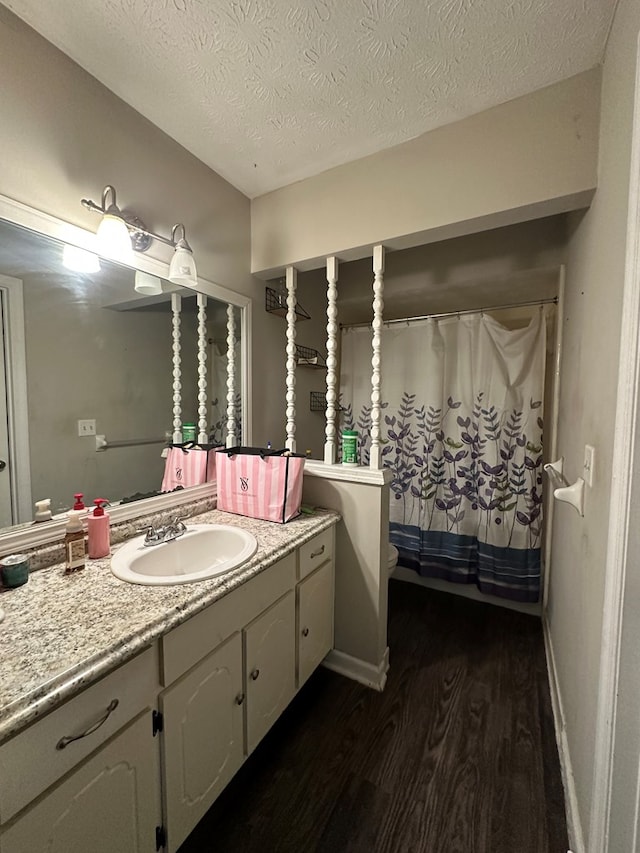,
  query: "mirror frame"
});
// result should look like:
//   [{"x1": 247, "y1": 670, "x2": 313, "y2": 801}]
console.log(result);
[{"x1": 0, "y1": 193, "x2": 252, "y2": 553}]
